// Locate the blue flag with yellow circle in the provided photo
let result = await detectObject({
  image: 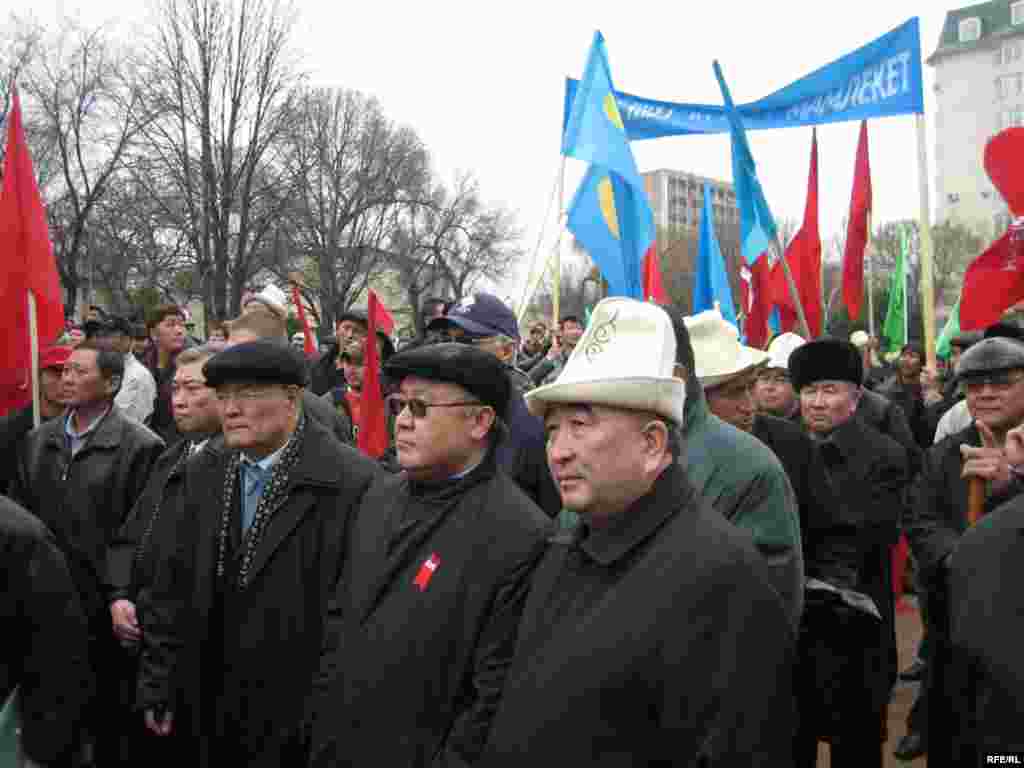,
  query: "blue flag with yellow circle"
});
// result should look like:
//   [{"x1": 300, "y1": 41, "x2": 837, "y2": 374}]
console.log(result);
[{"x1": 563, "y1": 31, "x2": 655, "y2": 300}]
